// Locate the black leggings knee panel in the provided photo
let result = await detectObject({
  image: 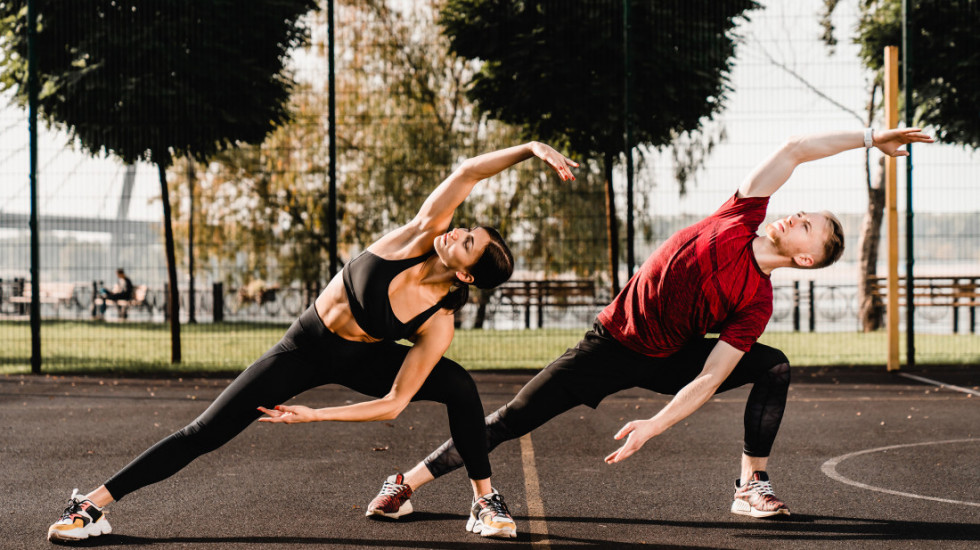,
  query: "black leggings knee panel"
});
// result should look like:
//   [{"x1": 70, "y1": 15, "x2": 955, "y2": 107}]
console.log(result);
[{"x1": 742, "y1": 360, "x2": 790, "y2": 457}]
